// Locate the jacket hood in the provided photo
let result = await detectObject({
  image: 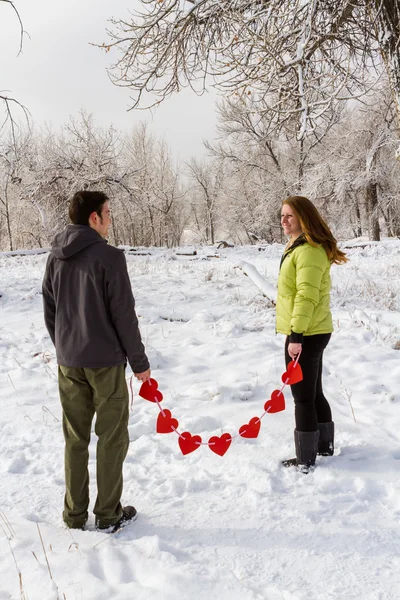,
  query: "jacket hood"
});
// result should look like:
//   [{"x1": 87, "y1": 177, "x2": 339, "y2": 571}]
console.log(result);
[{"x1": 51, "y1": 224, "x2": 106, "y2": 259}]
